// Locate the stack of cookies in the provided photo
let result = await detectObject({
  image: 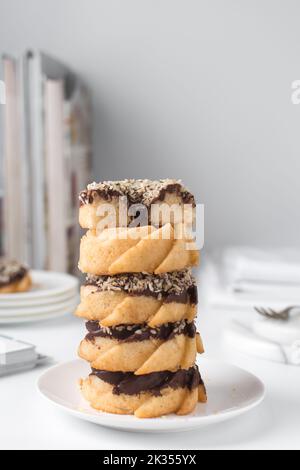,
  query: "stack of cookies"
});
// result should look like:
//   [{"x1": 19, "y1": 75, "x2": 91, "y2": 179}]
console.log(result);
[{"x1": 76, "y1": 179, "x2": 207, "y2": 418}]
